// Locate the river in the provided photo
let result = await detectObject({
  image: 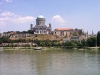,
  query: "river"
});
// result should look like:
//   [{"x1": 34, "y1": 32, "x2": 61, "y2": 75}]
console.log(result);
[{"x1": 0, "y1": 49, "x2": 100, "y2": 75}]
